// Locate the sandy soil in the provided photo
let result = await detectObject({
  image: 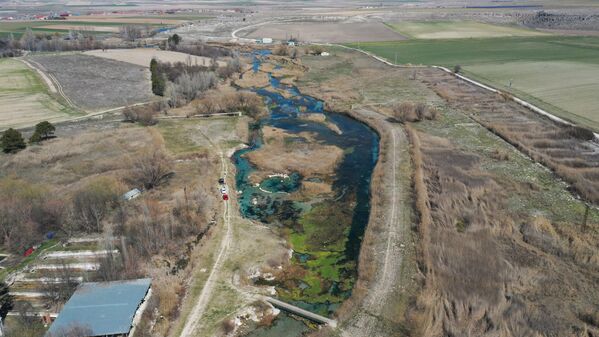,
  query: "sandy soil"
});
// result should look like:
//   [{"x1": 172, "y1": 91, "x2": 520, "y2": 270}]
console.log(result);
[
  {"x1": 84, "y1": 49, "x2": 225, "y2": 68},
  {"x1": 245, "y1": 22, "x2": 406, "y2": 43}
]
